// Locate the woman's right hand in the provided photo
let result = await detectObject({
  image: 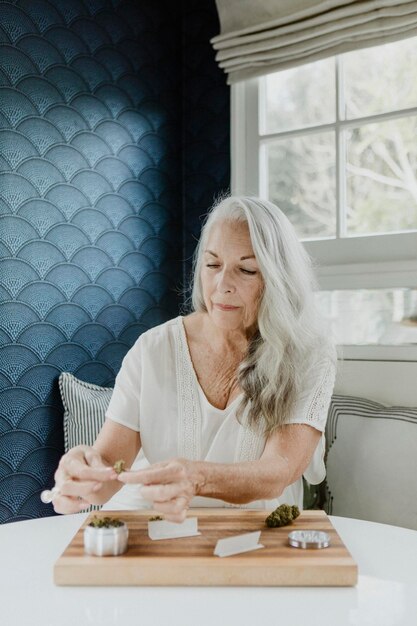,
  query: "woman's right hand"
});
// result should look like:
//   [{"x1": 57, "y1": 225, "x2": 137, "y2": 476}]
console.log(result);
[{"x1": 52, "y1": 445, "x2": 118, "y2": 514}]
